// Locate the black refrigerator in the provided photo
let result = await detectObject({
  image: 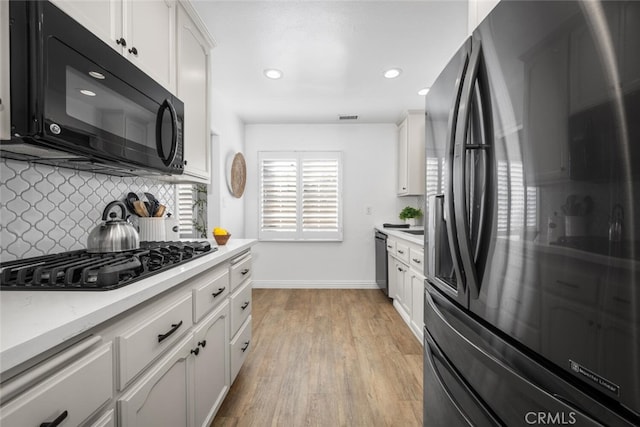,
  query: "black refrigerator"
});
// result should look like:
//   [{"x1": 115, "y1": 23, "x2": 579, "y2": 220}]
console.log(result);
[{"x1": 423, "y1": 1, "x2": 640, "y2": 425}]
